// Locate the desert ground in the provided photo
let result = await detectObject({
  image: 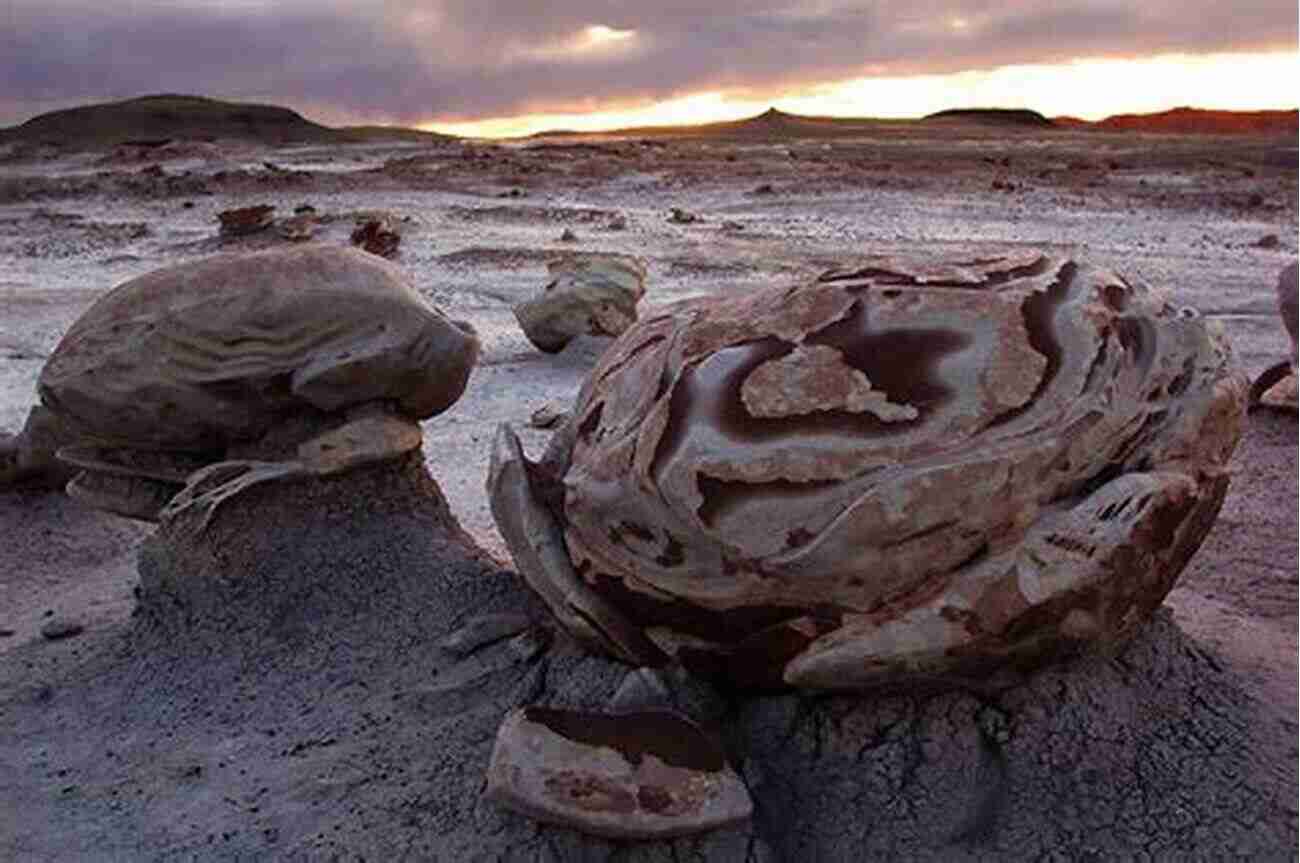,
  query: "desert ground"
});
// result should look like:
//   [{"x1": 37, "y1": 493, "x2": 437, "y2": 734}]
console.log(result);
[{"x1": 0, "y1": 122, "x2": 1296, "y2": 859}]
